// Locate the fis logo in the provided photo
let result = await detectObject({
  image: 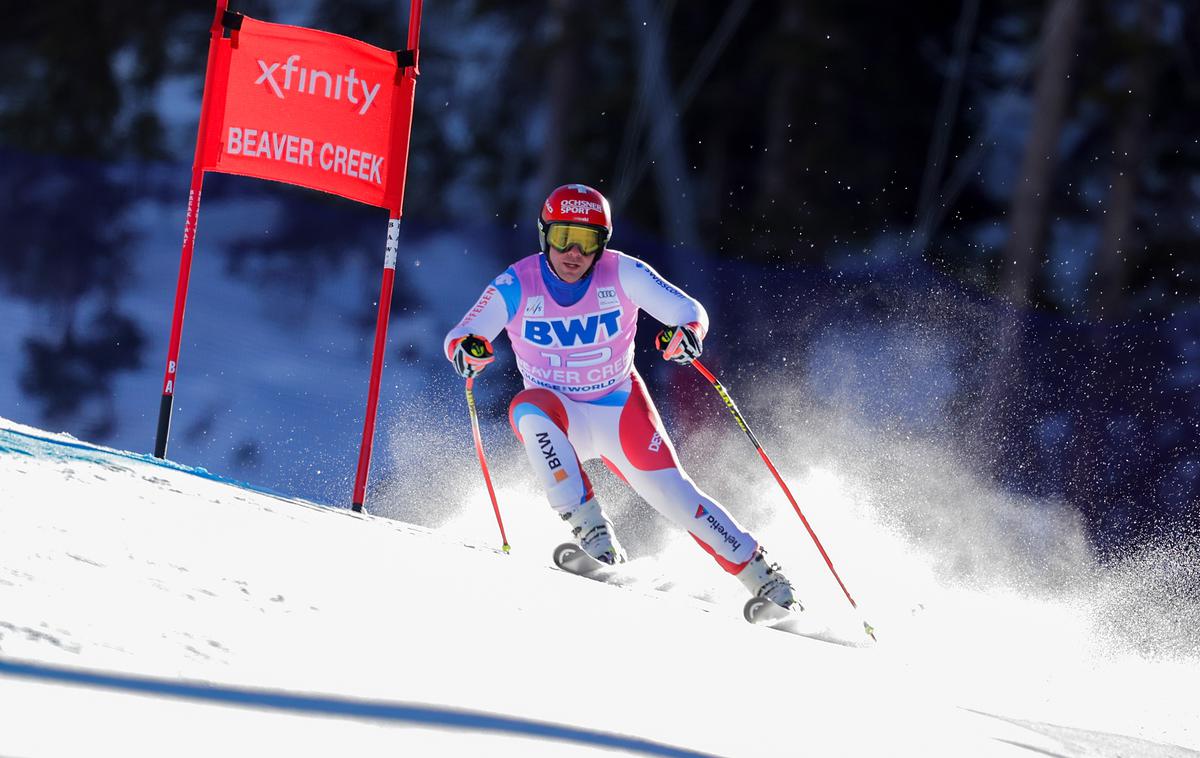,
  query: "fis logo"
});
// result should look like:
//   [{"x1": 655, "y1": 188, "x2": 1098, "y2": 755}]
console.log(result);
[
  {"x1": 648, "y1": 433, "x2": 663, "y2": 453},
  {"x1": 524, "y1": 309, "x2": 622, "y2": 347},
  {"x1": 254, "y1": 55, "x2": 381, "y2": 116},
  {"x1": 693, "y1": 505, "x2": 741, "y2": 551},
  {"x1": 524, "y1": 296, "x2": 545, "y2": 317}
]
